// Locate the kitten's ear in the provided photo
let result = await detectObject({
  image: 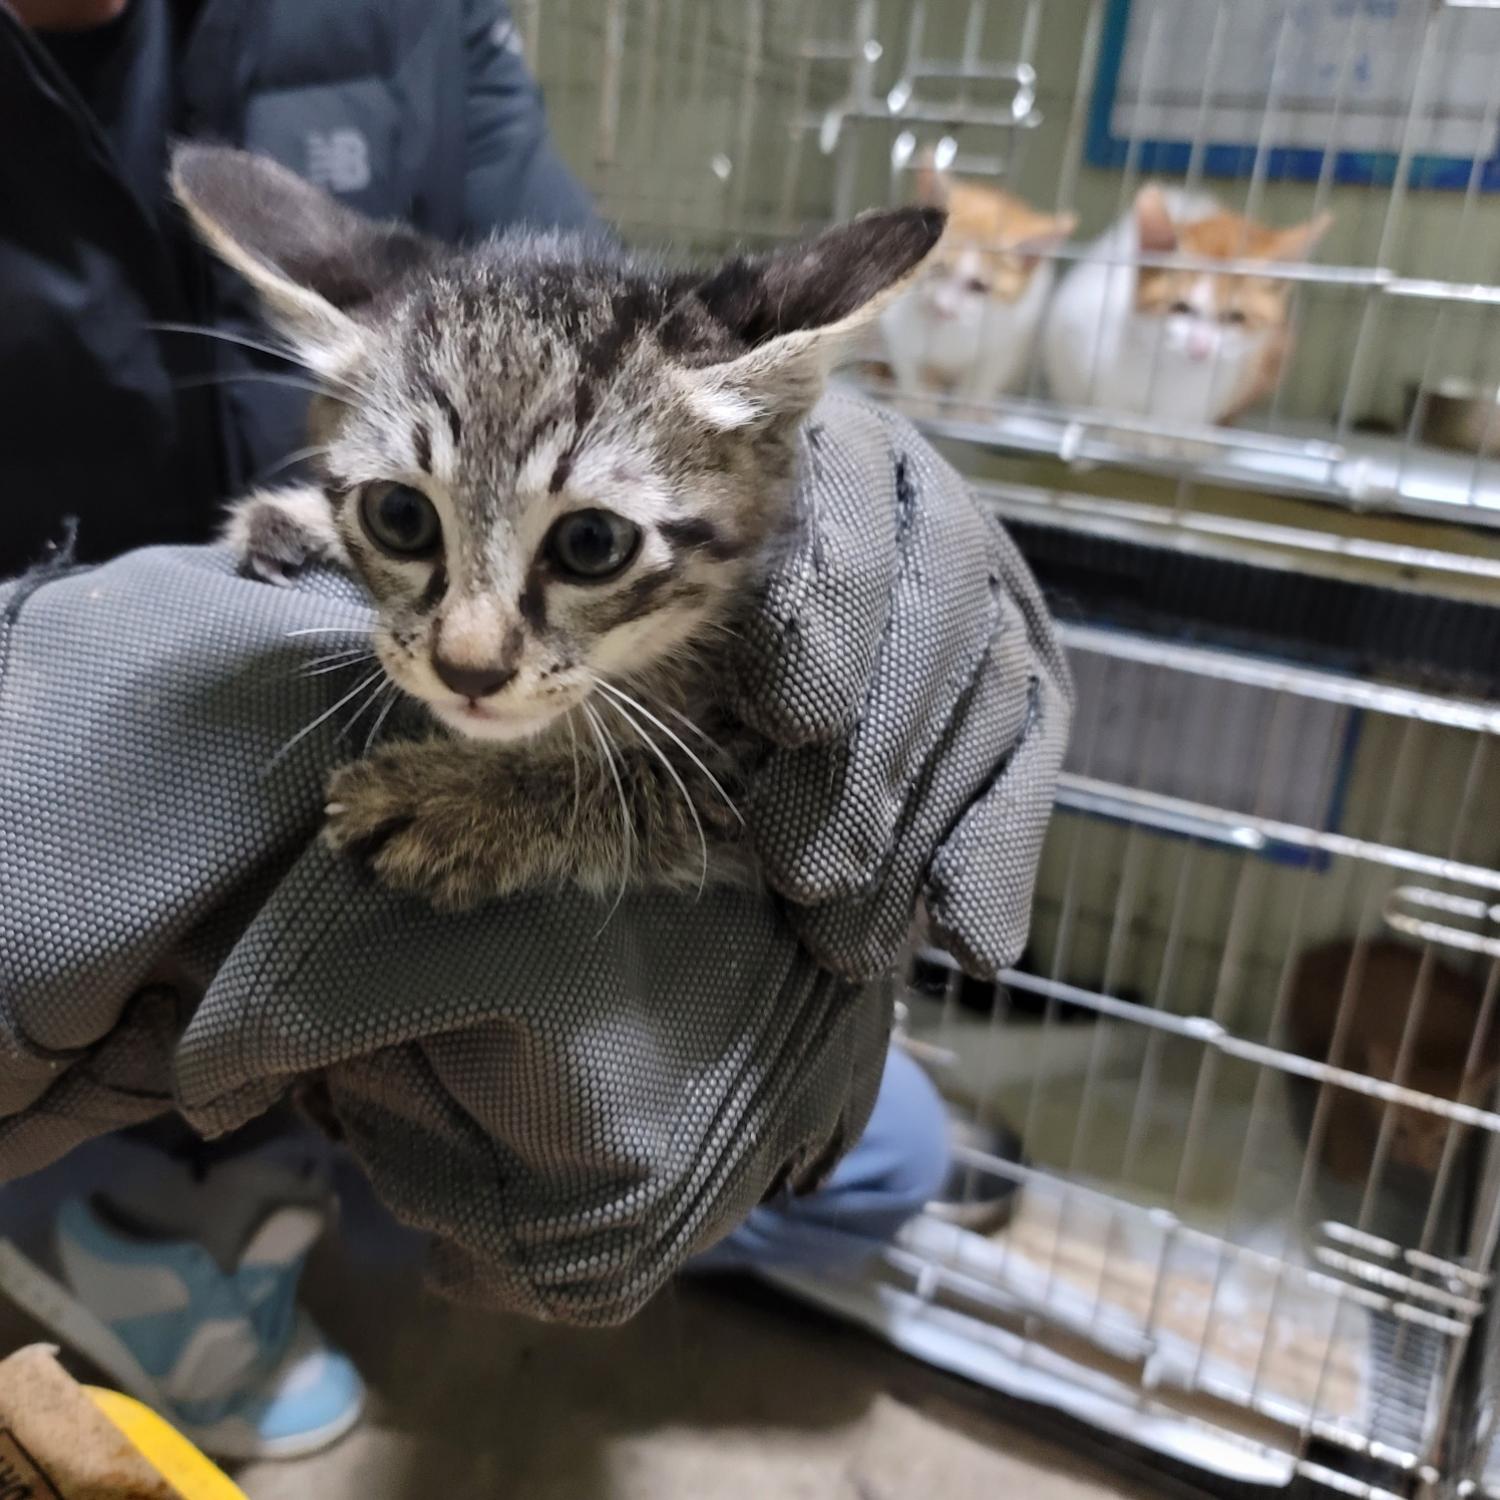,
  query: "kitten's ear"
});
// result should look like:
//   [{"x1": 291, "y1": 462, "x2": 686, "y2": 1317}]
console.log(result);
[
  {"x1": 1135, "y1": 185, "x2": 1178, "y2": 254},
  {"x1": 1268, "y1": 212, "x2": 1334, "y2": 264},
  {"x1": 682, "y1": 207, "x2": 945, "y2": 426},
  {"x1": 171, "y1": 145, "x2": 439, "y2": 366}
]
